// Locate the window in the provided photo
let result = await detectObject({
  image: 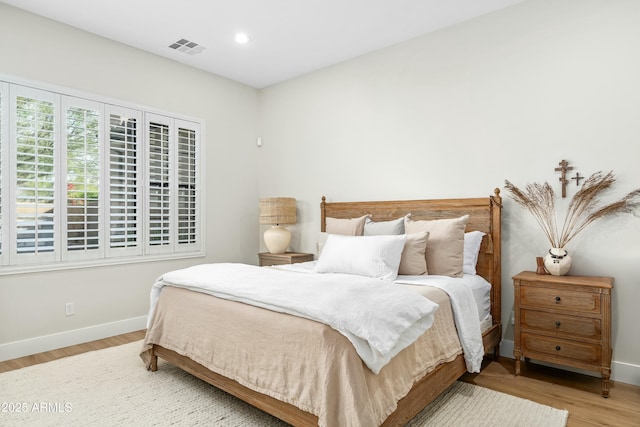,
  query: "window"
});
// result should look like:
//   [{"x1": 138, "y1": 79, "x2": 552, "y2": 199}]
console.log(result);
[
  {"x1": 107, "y1": 106, "x2": 142, "y2": 257},
  {"x1": 0, "y1": 78, "x2": 203, "y2": 273},
  {"x1": 0, "y1": 83, "x2": 6, "y2": 266},
  {"x1": 147, "y1": 116, "x2": 172, "y2": 251},
  {"x1": 14, "y1": 86, "x2": 58, "y2": 264},
  {"x1": 64, "y1": 98, "x2": 102, "y2": 260},
  {"x1": 176, "y1": 123, "x2": 198, "y2": 247}
]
